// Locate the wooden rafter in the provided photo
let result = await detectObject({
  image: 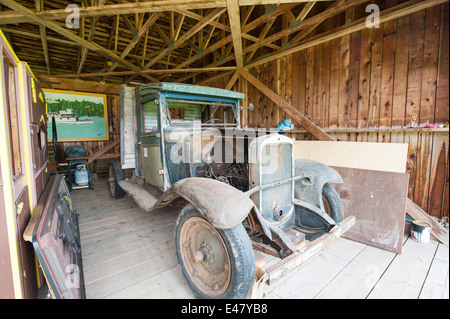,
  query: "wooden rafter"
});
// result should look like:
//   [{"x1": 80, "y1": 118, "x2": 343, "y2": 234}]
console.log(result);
[
  {"x1": 77, "y1": 0, "x2": 107, "y2": 74},
  {"x1": 226, "y1": 0, "x2": 244, "y2": 68},
  {"x1": 242, "y1": 0, "x2": 362, "y2": 60},
  {"x1": 179, "y1": 0, "x2": 360, "y2": 80},
  {"x1": 241, "y1": 3, "x2": 298, "y2": 34},
  {"x1": 0, "y1": 0, "x2": 224, "y2": 24},
  {"x1": 0, "y1": 0, "x2": 326, "y2": 25},
  {"x1": 288, "y1": 0, "x2": 337, "y2": 45},
  {"x1": 145, "y1": 8, "x2": 225, "y2": 69},
  {"x1": 104, "y1": 12, "x2": 161, "y2": 76},
  {"x1": 50, "y1": 66, "x2": 237, "y2": 78},
  {"x1": 0, "y1": 0, "x2": 158, "y2": 82},
  {"x1": 125, "y1": 7, "x2": 226, "y2": 83},
  {"x1": 34, "y1": 0, "x2": 50, "y2": 76},
  {"x1": 245, "y1": 15, "x2": 277, "y2": 62}
]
